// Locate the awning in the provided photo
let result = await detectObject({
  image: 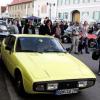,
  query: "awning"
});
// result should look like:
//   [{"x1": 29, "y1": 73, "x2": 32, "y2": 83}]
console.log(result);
[{"x1": 27, "y1": 16, "x2": 41, "y2": 20}]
